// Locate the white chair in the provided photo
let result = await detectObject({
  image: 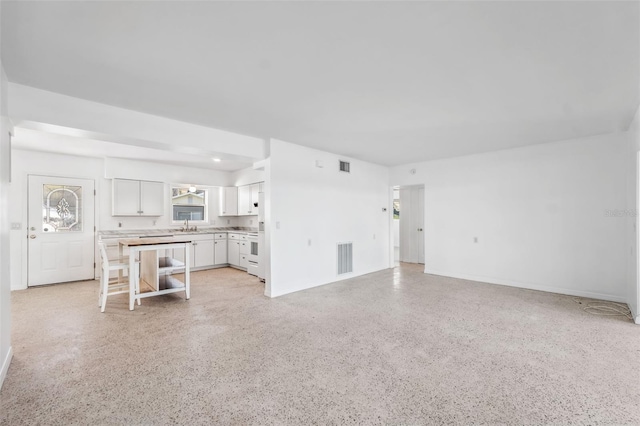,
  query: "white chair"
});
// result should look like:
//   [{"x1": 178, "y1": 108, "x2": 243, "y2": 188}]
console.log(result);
[{"x1": 98, "y1": 241, "x2": 140, "y2": 312}]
